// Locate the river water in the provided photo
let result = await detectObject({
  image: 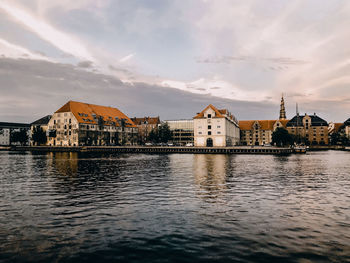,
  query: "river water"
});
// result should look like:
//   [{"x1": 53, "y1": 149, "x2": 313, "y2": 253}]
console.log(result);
[{"x1": 0, "y1": 151, "x2": 349, "y2": 262}]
